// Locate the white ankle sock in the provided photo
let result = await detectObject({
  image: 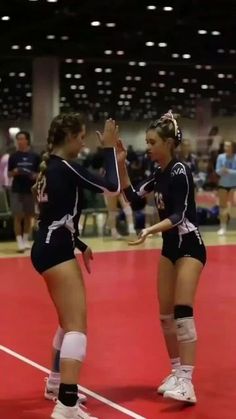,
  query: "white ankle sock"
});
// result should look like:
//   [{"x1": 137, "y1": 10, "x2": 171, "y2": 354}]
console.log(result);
[
  {"x1": 48, "y1": 371, "x2": 60, "y2": 384},
  {"x1": 16, "y1": 235, "x2": 24, "y2": 249},
  {"x1": 176, "y1": 365, "x2": 194, "y2": 380},
  {"x1": 170, "y1": 357, "x2": 181, "y2": 370}
]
